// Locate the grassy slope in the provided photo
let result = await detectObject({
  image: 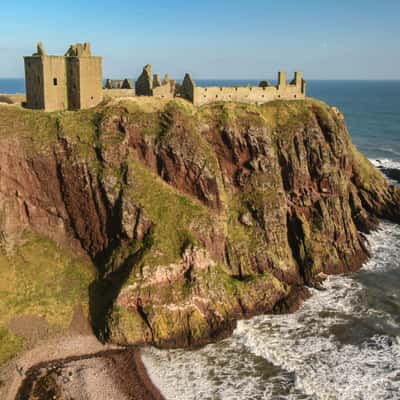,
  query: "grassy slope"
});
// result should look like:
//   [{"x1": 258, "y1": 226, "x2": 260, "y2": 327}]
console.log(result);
[{"x1": 0, "y1": 233, "x2": 94, "y2": 365}]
